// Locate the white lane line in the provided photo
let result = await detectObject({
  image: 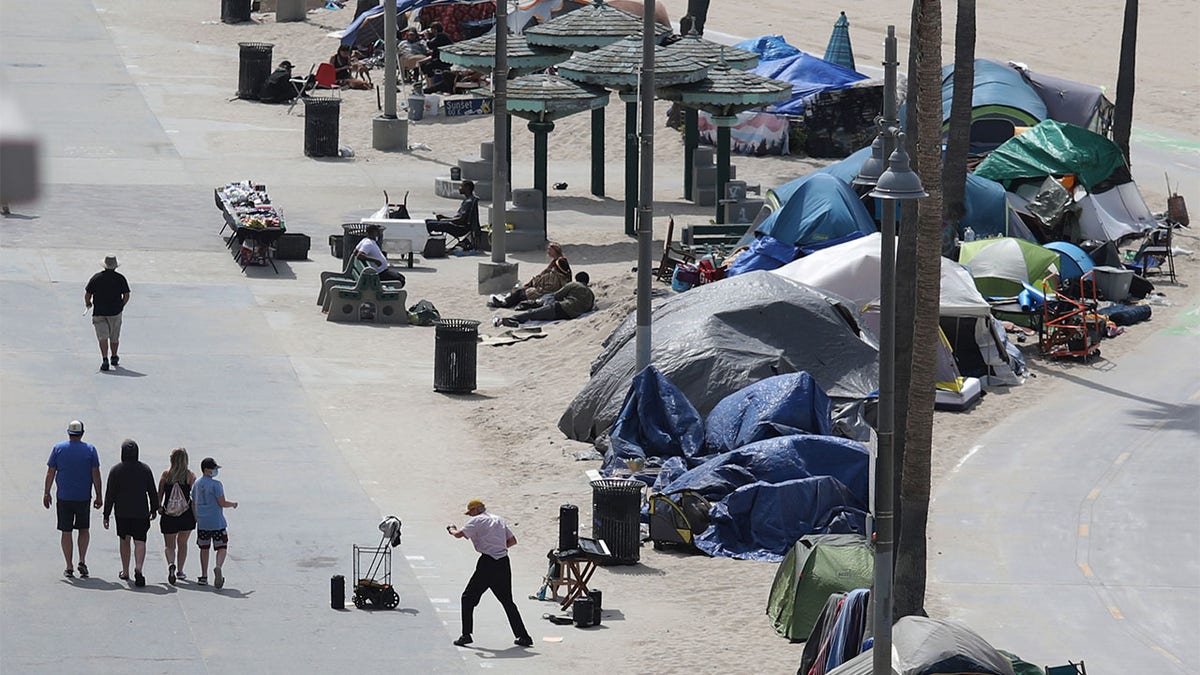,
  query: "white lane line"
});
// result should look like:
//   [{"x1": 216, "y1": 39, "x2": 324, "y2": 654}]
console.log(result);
[{"x1": 951, "y1": 445, "x2": 983, "y2": 474}]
